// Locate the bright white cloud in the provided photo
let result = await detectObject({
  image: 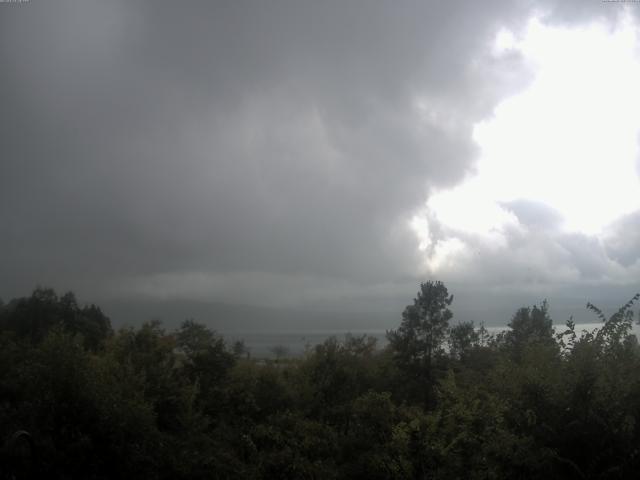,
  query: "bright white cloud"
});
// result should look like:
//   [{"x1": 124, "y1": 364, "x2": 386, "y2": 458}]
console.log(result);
[{"x1": 415, "y1": 13, "x2": 640, "y2": 276}]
